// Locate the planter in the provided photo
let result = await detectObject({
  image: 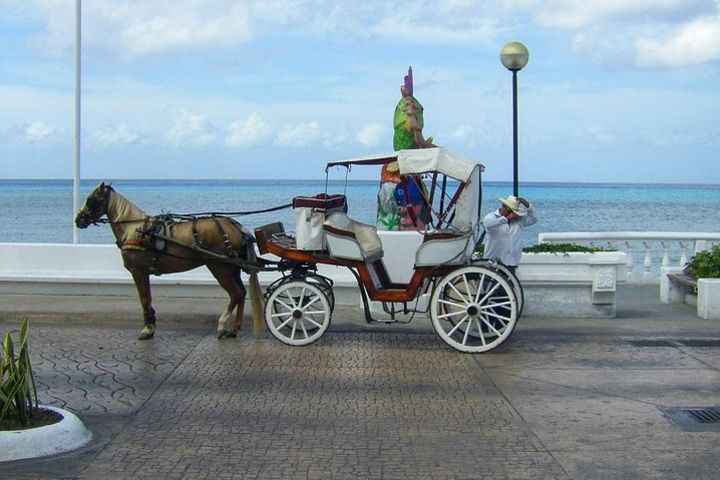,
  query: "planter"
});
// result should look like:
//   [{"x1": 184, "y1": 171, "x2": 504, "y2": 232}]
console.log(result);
[
  {"x1": 0, "y1": 406, "x2": 92, "y2": 462},
  {"x1": 697, "y1": 279, "x2": 720, "y2": 320},
  {"x1": 517, "y1": 251, "x2": 628, "y2": 318}
]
